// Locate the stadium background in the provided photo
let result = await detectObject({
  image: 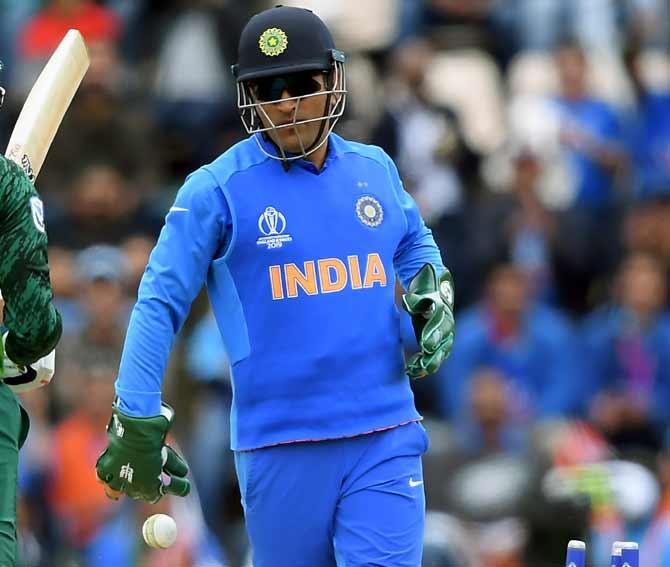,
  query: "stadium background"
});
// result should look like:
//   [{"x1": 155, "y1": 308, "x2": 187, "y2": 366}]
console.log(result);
[{"x1": 0, "y1": 0, "x2": 669, "y2": 565}]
